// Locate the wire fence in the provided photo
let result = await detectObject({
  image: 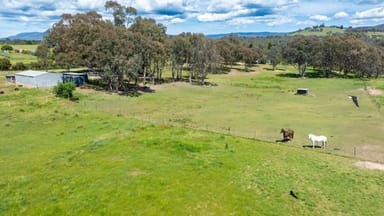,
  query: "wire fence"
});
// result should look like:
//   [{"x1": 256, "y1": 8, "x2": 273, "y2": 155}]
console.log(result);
[{"x1": 87, "y1": 101, "x2": 384, "y2": 163}]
